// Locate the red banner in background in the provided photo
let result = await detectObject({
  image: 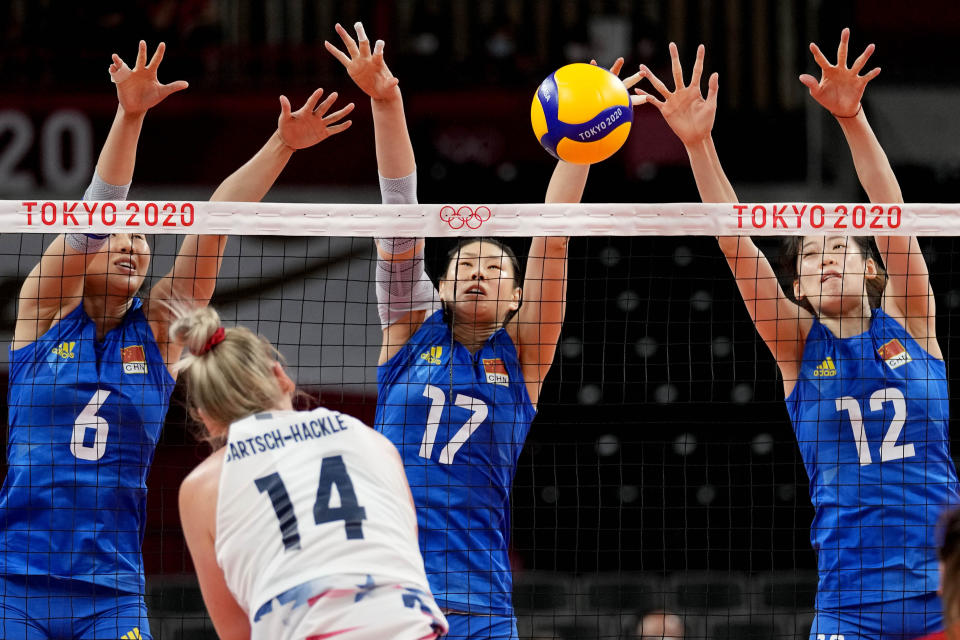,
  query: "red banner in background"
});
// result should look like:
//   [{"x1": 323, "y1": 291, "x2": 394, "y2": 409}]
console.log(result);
[{"x1": 0, "y1": 88, "x2": 688, "y2": 197}]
